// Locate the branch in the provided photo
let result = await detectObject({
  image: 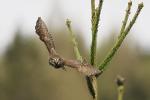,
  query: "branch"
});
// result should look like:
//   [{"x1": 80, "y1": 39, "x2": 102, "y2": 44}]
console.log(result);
[
  {"x1": 66, "y1": 18, "x2": 102, "y2": 99},
  {"x1": 98, "y1": 2, "x2": 144, "y2": 71},
  {"x1": 124, "y1": 2, "x2": 144, "y2": 34},
  {"x1": 88, "y1": 0, "x2": 104, "y2": 99},
  {"x1": 35, "y1": 17, "x2": 101, "y2": 77},
  {"x1": 116, "y1": 75, "x2": 125, "y2": 100},
  {"x1": 119, "y1": 1, "x2": 132, "y2": 38},
  {"x1": 91, "y1": 0, "x2": 95, "y2": 22},
  {"x1": 90, "y1": 0, "x2": 104, "y2": 66},
  {"x1": 66, "y1": 19, "x2": 83, "y2": 61}
]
